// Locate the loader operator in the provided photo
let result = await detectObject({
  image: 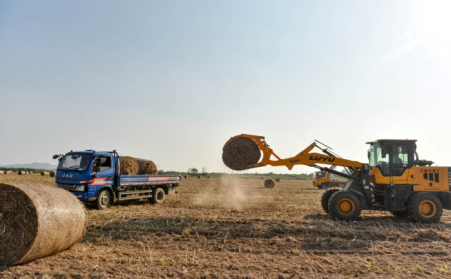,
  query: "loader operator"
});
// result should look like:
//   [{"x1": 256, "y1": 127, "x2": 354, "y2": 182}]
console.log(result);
[{"x1": 392, "y1": 147, "x2": 405, "y2": 176}]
